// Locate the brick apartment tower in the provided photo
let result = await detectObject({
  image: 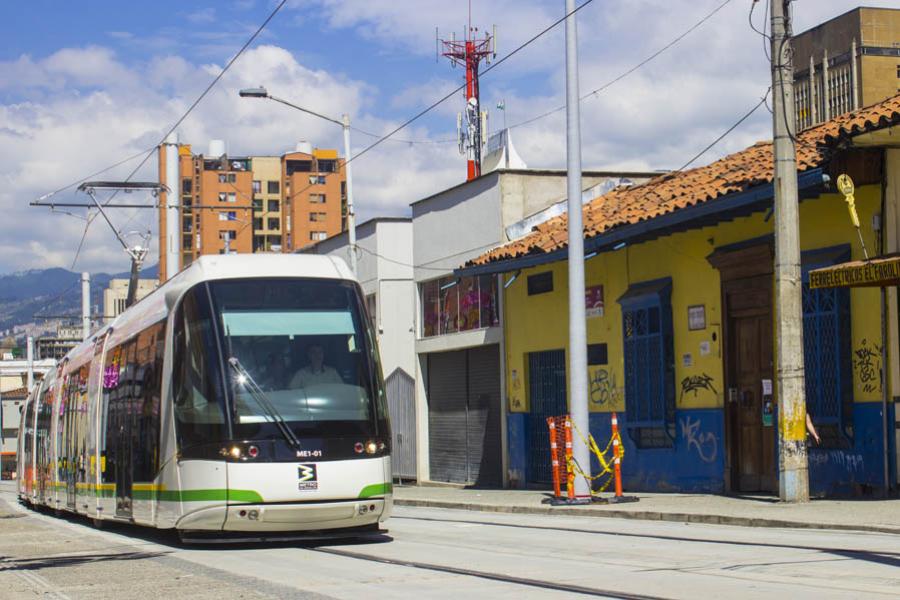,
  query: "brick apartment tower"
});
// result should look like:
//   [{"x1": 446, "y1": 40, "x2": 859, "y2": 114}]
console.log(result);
[{"x1": 158, "y1": 141, "x2": 347, "y2": 281}]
